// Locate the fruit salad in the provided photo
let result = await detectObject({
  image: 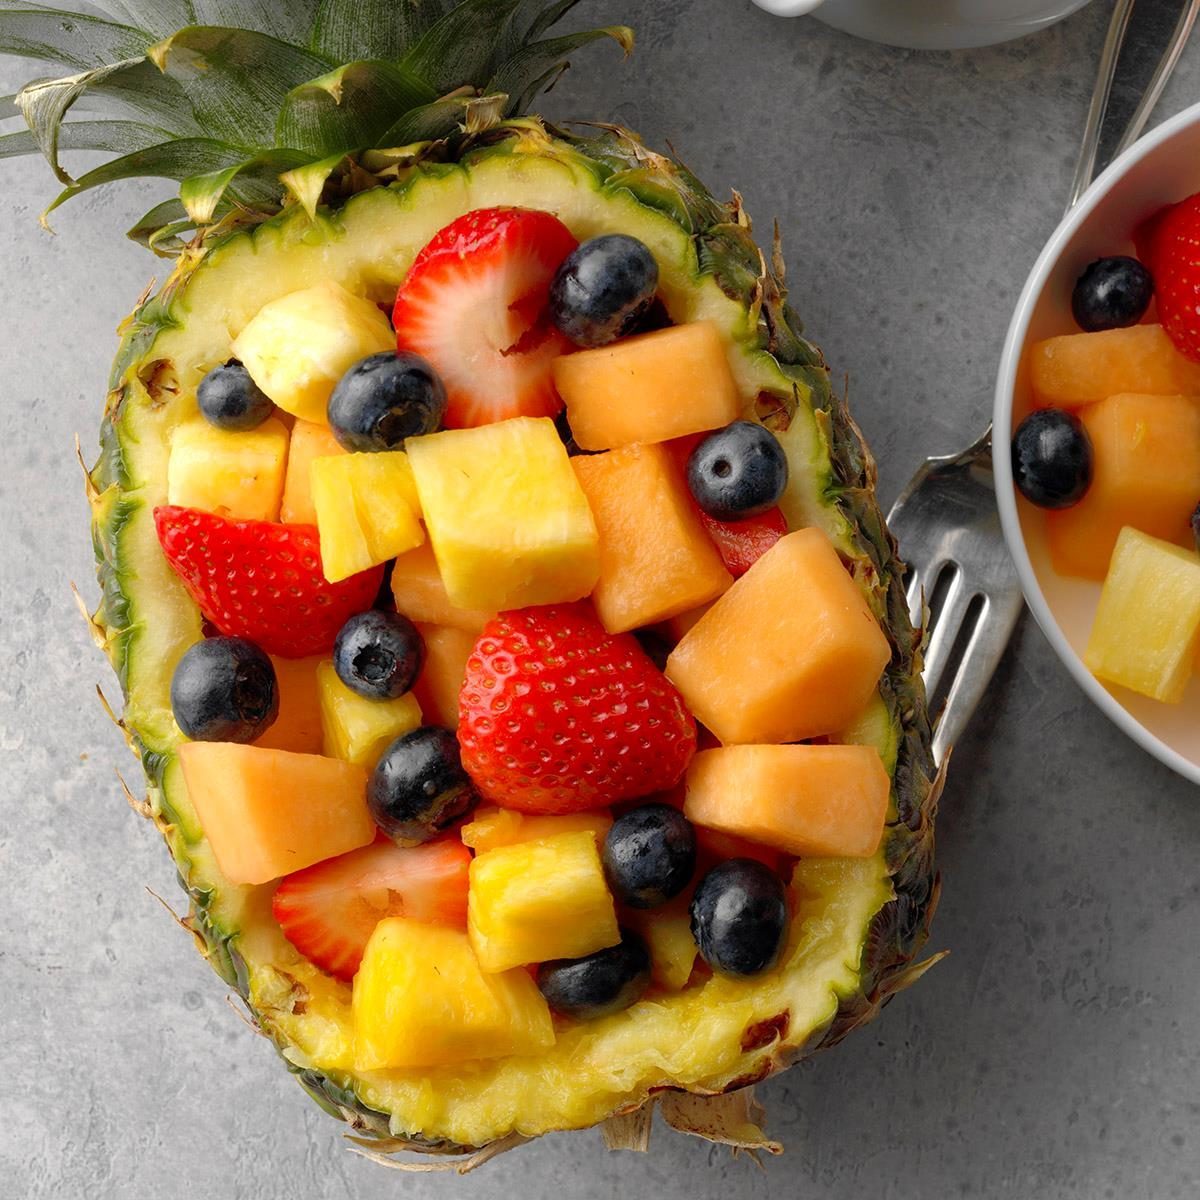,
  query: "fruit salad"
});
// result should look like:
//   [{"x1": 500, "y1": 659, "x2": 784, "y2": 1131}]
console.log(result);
[
  {"x1": 158, "y1": 206, "x2": 899, "y2": 1077},
  {"x1": 1014, "y1": 190, "x2": 1200, "y2": 707}
]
